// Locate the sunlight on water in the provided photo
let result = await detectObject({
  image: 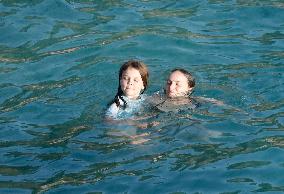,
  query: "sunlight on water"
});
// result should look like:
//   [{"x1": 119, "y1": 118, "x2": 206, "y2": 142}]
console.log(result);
[{"x1": 0, "y1": 0, "x2": 283, "y2": 193}]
